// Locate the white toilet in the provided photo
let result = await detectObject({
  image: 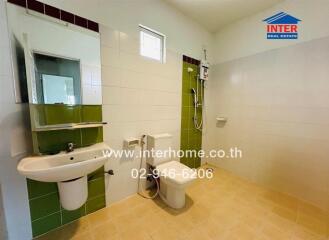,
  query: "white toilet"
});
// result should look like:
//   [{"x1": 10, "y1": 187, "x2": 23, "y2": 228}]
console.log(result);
[{"x1": 147, "y1": 134, "x2": 197, "y2": 209}]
